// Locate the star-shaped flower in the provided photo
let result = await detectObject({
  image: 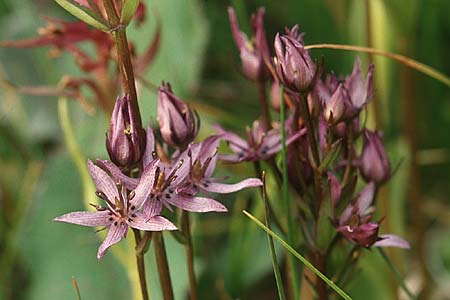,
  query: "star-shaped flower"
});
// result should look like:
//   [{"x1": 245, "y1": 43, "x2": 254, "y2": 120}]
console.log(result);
[{"x1": 54, "y1": 160, "x2": 176, "y2": 260}]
